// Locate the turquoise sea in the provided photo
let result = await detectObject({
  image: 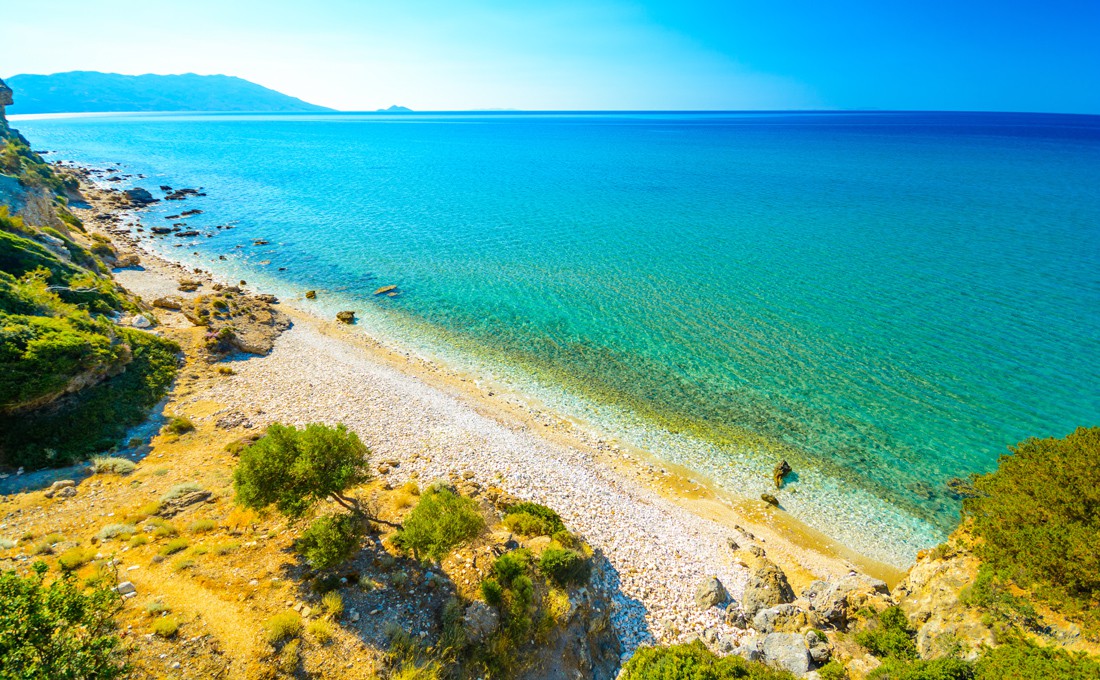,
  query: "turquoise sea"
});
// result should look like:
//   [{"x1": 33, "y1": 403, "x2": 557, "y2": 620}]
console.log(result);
[{"x1": 15, "y1": 111, "x2": 1100, "y2": 564}]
